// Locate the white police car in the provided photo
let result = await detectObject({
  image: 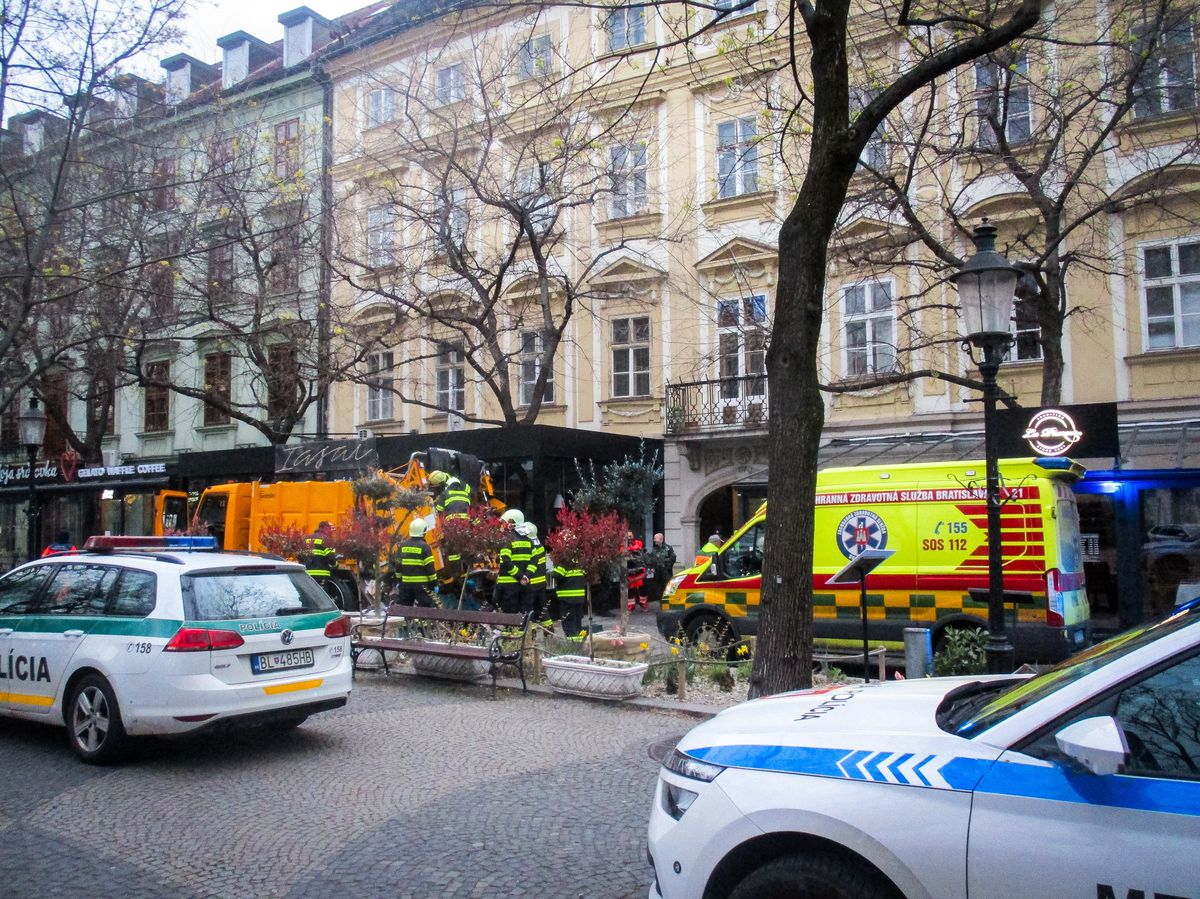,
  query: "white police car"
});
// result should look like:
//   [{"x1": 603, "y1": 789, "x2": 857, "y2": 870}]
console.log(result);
[
  {"x1": 0, "y1": 536, "x2": 352, "y2": 763},
  {"x1": 649, "y1": 602, "x2": 1200, "y2": 898}
]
